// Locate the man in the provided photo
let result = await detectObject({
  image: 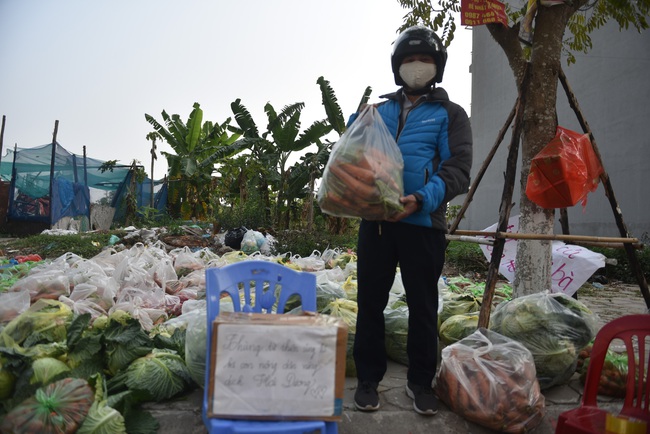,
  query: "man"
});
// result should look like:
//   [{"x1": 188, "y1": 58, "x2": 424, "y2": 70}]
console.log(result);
[{"x1": 351, "y1": 25, "x2": 473, "y2": 416}]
